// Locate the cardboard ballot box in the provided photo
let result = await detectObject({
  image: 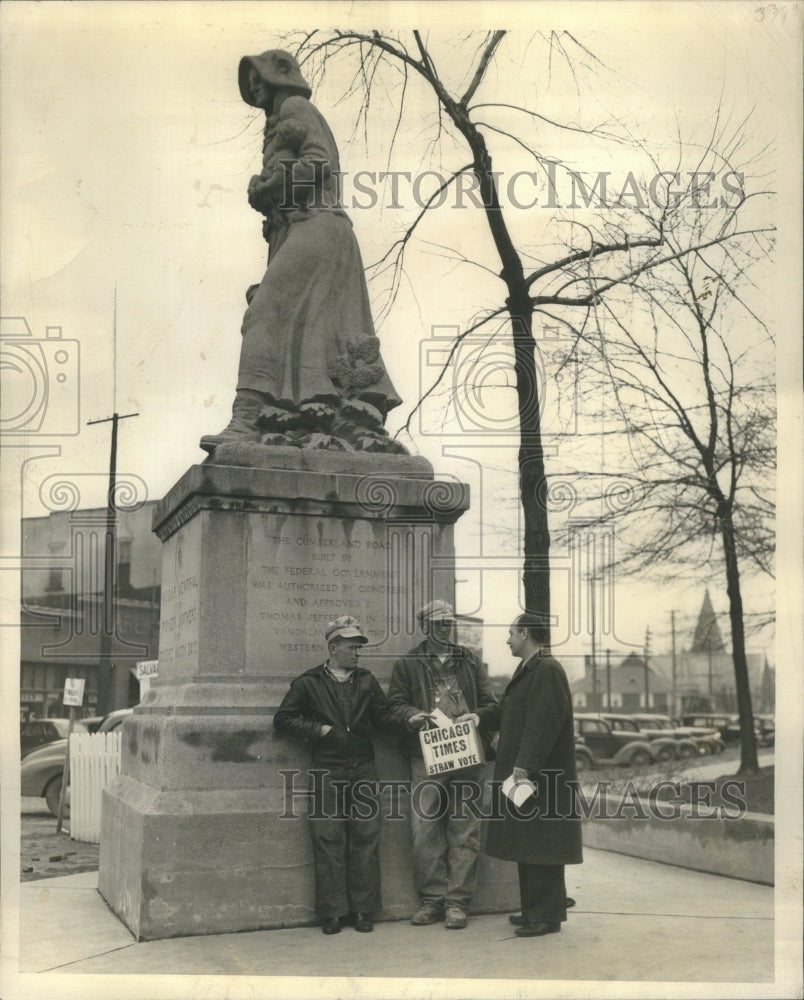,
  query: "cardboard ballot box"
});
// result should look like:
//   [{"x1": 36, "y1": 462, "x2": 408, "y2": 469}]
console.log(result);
[{"x1": 419, "y1": 713, "x2": 483, "y2": 775}]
